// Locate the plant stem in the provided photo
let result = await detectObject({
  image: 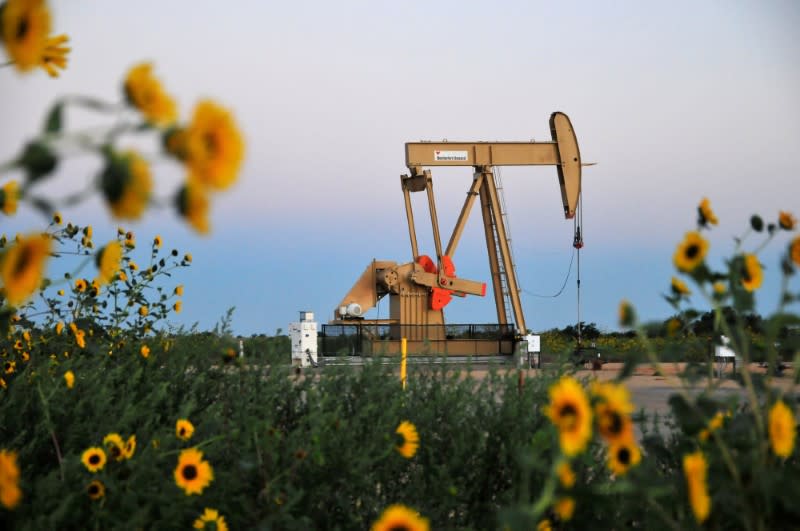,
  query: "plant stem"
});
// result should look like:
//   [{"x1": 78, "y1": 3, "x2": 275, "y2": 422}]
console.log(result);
[
  {"x1": 37, "y1": 382, "x2": 65, "y2": 482},
  {"x1": 645, "y1": 494, "x2": 682, "y2": 531}
]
